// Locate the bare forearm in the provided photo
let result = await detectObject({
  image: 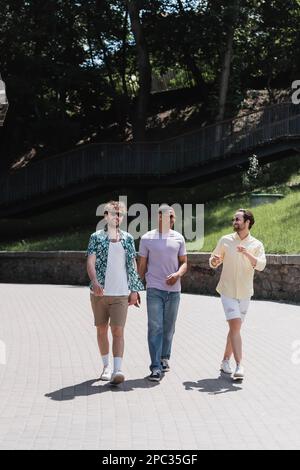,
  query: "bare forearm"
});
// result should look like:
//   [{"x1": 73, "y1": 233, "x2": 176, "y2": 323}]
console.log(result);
[
  {"x1": 130, "y1": 258, "x2": 140, "y2": 293},
  {"x1": 87, "y1": 260, "x2": 97, "y2": 283},
  {"x1": 138, "y1": 258, "x2": 147, "y2": 280},
  {"x1": 138, "y1": 266, "x2": 146, "y2": 280},
  {"x1": 177, "y1": 262, "x2": 187, "y2": 277}
]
